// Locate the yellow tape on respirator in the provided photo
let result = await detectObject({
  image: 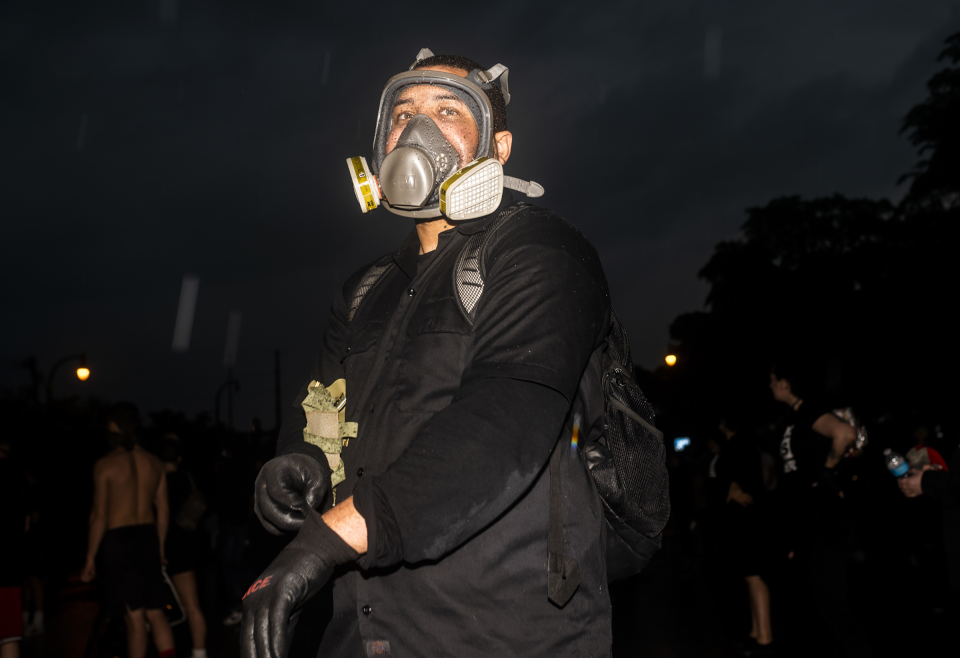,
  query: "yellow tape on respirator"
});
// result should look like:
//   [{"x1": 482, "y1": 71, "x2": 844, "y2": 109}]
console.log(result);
[{"x1": 347, "y1": 157, "x2": 381, "y2": 213}]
